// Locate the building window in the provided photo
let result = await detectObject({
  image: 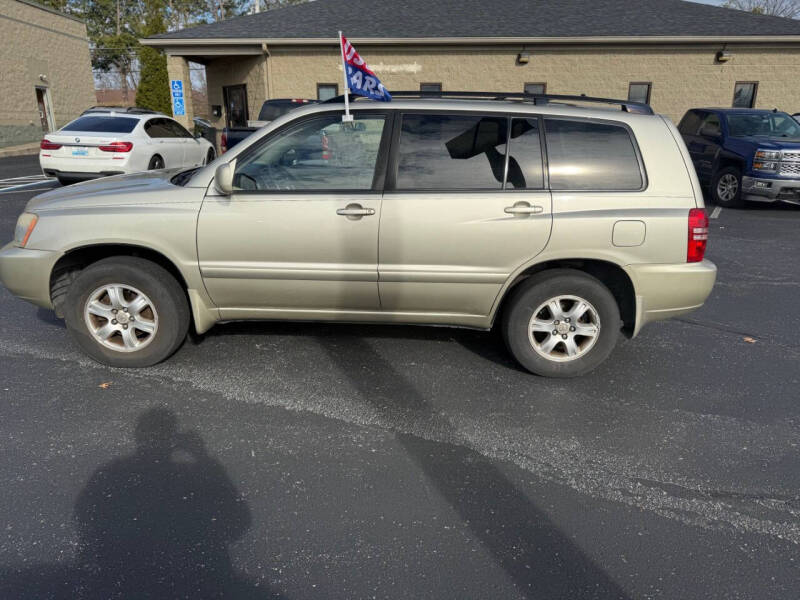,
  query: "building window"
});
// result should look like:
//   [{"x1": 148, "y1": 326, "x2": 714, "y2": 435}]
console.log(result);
[
  {"x1": 524, "y1": 82, "x2": 546, "y2": 95},
  {"x1": 420, "y1": 83, "x2": 442, "y2": 95},
  {"x1": 628, "y1": 82, "x2": 652, "y2": 104},
  {"x1": 733, "y1": 82, "x2": 758, "y2": 108},
  {"x1": 317, "y1": 83, "x2": 338, "y2": 101}
]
